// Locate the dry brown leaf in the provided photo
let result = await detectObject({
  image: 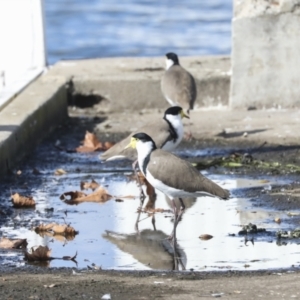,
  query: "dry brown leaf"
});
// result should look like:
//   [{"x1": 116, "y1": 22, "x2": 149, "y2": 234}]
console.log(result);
[
  {"x1": 0, "y1": 237, "x2": 28, "y2": 249},
  {"x1": 76, "y1": 131, "x2": 102, "y2": 152},
  {"x1": 11, "y1": 193, "x2": 36, "y2": 208},
  {"x1": 76, "y1": 131, "x2": 114, "y2": 153},
  {"x1": 80, "y1": 179, "x2": 100, "y2": 191},
  {"x1": 24, "y1": 246, "x2": 52, "y2": 261},
  {"x1": 60, "y1": 186, "x2": 112, "y2": 205},
  {"x1": 34, "y1": 223, "x2": 77, "y2": 236},
  {"x1": 54, "y1": 168, "x2": 67, "y2": 176},
  {"x1": 199, "y1": 234, "x2": 214, "y2": 240},
  {"x1": 34, "y1": 223, "x2": 55, "y2": 232}
]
